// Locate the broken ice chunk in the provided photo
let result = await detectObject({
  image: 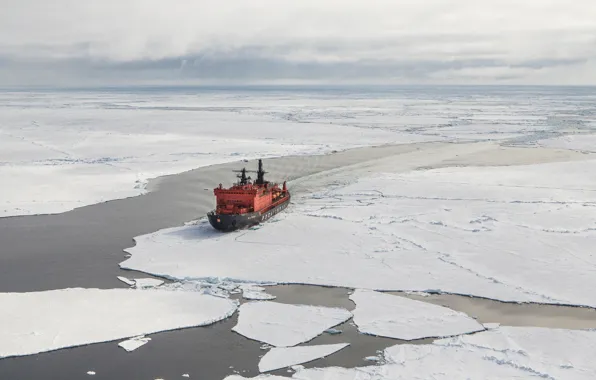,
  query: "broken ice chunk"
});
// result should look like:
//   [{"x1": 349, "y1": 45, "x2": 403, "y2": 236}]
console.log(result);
[
  {"x1": 118, "y1": 335, "x2": 151, "y2": 352},
  {"x1": 350, "y1": 289, "x2": 484, "y2": 340},
  {"x1": 232, "y1": 301, "x2": 352, "y2": 347},
  {"x1": 259, "y1": 343, "x2": 349, "y2": 372}
]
